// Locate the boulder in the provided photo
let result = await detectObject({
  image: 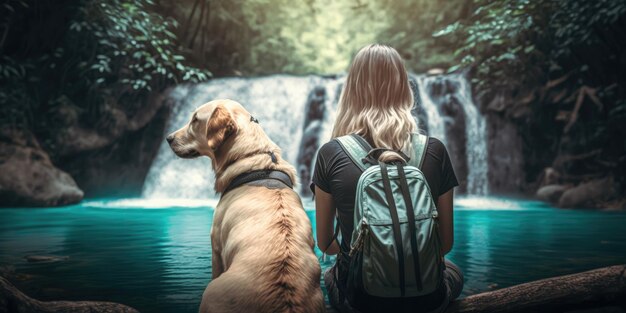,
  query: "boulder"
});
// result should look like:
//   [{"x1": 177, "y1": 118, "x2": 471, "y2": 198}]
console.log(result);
[
  {"x1": 558, "y1": 177, "x2": 615, "y2": 208},
  {"x1": 0, "y1": 129, "x2": 83, "y2": 207},
  {"x1": 536, "y1": 184, "x2": 569, "y2": 203},
  {"x1": 0, "y1": 276, "x2": 139, "y2": 313}
]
